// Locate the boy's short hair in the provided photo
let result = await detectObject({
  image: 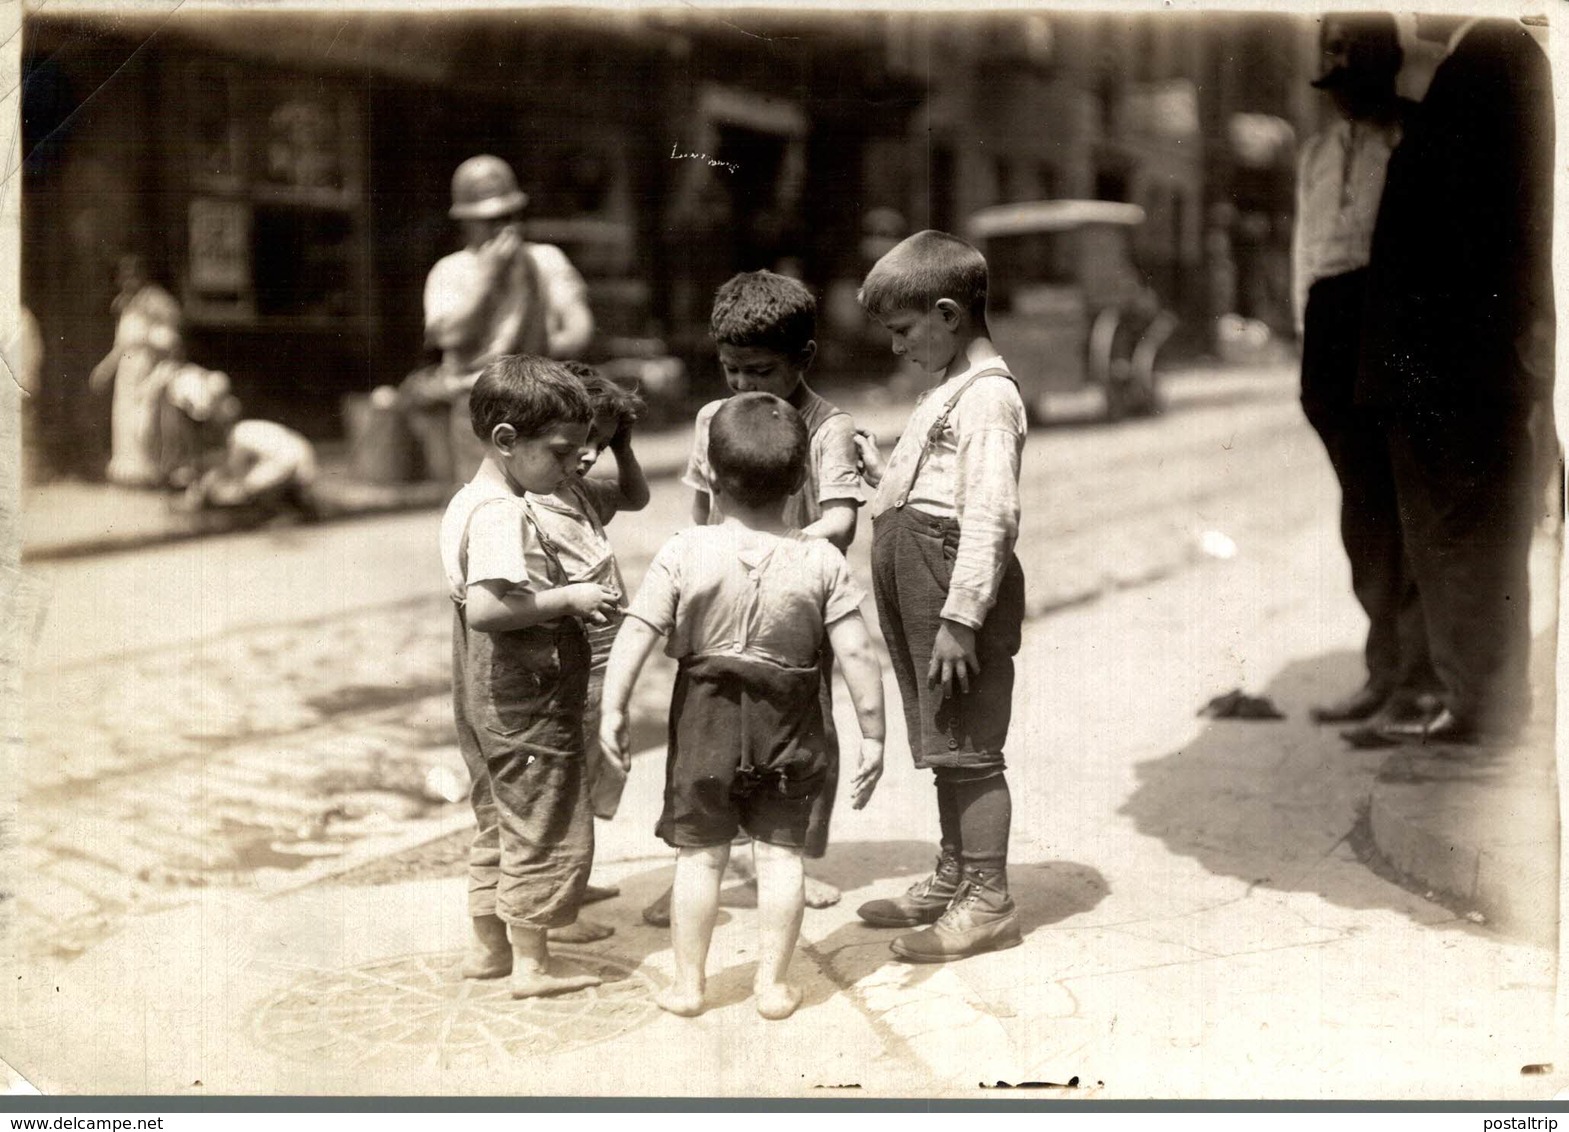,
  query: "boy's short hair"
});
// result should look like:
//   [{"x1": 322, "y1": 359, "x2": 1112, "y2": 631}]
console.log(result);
[
  {"x1": 708, "y1": 392, "x2": 808, "y2": 508},
  {"x1": 857, "y1": 229, "x2": 989, "y2": 322},
  {"x1": 709, "y1": 270, "x2": 817, "y2": 357},
  {"x1": 469, "y1": 354, "x2": 592, "y2": 441},
  {"x1": 561, "y1": 360, "x2": 646, "y2": 427}
]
